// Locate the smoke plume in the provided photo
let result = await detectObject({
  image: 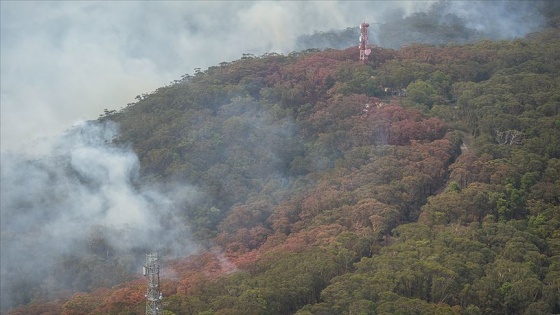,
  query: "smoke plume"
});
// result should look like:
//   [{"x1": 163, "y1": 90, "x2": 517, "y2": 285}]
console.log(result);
[{"x1": 0, "y1": 120, "x2": 197, "y2": 310}]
